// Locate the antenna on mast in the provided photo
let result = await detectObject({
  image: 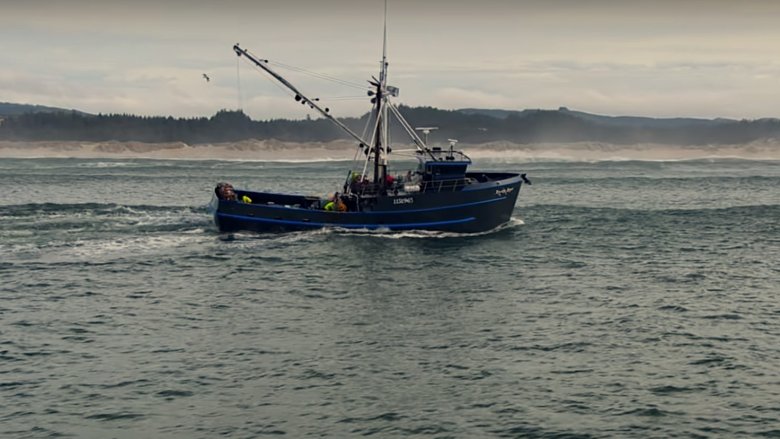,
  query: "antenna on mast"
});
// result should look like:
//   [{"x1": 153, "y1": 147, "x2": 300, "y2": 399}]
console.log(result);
[
  {"x1": 371, "y1": 0, "x2": 390, "y2": 186},
  {"x1": 383, "y1": 0, "x2": 387, "y2": 63},
  {"x1": 380, "y1": 0, "x2": 388, "y2": 85}
]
